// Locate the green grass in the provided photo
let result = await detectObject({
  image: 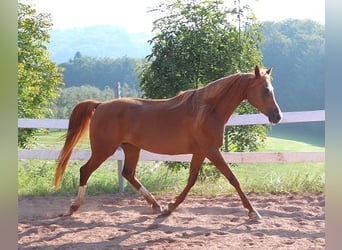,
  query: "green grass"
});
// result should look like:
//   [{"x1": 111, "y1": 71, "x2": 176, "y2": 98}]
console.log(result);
[
  {"x1": 268, "y1": 127, "x2": 325, "y2": 147},
  {"x1": 260, "y1": 136, "x2": 324, "y2": 152},
  {"x1": 18, "y1": 130, "x2": 325, "y2": 196}
]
